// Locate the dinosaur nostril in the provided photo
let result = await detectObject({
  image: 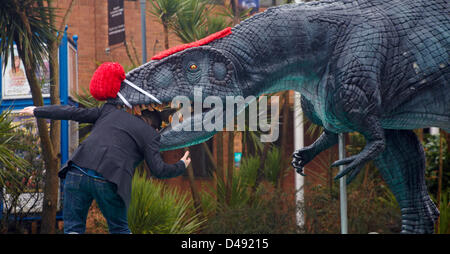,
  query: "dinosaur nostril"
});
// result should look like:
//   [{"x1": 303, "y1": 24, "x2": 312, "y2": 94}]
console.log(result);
[{"x1": 213, "y1": 62, "x2": 227, "y2": 81}]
